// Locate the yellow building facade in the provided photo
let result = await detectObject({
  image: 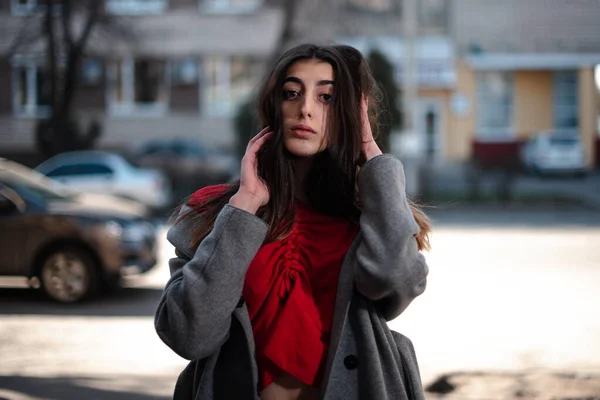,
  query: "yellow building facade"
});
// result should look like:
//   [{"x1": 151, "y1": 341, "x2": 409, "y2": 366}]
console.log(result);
[{"x1": 438, "y1": 57, "x2": 599, "y2": 168}]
